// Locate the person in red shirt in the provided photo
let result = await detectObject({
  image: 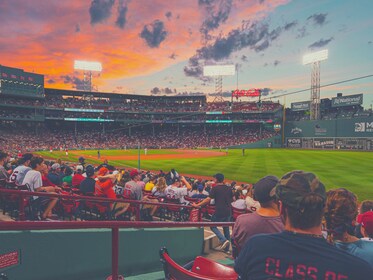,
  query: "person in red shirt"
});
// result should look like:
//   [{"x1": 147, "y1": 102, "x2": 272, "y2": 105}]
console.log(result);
[
  {"x1": 95, "y1": 167, "x2": 128, "y2": 218},
  {"x1": 72, "y1": 165, "x2": 85, "y2": 188}
]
